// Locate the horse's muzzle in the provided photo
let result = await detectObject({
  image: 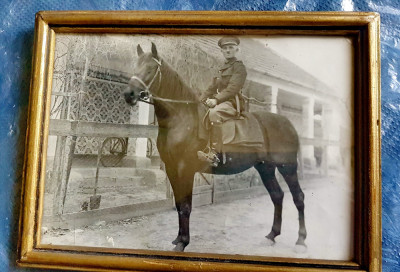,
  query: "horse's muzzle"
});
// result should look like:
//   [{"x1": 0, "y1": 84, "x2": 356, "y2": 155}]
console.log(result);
[{"x1": 124, "y1": 88, "x2": 138, "y2": 106}]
